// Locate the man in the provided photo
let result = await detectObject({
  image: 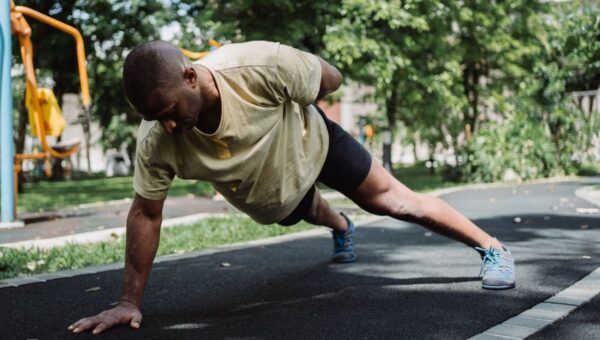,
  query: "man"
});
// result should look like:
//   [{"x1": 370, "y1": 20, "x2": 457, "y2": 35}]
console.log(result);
[{"x1": 69, "y1": 41, "x2": 515, "y2": 335}]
